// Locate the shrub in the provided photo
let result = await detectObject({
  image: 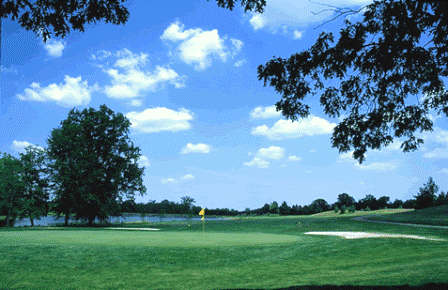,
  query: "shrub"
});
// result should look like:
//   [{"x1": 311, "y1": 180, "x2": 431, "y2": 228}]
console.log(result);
[
  {"x1": 348, "y1": 205, "x2": 356, "y2": 213},
  {"x1": 334, "y1": 205, "x2": 339, "y2": 213},
  {"x1": 340, "y1": 205, "x2": 346, "y2": 214},
  {"x1": 364, "y1": 206, "x2": 371, "y2": 211}
]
